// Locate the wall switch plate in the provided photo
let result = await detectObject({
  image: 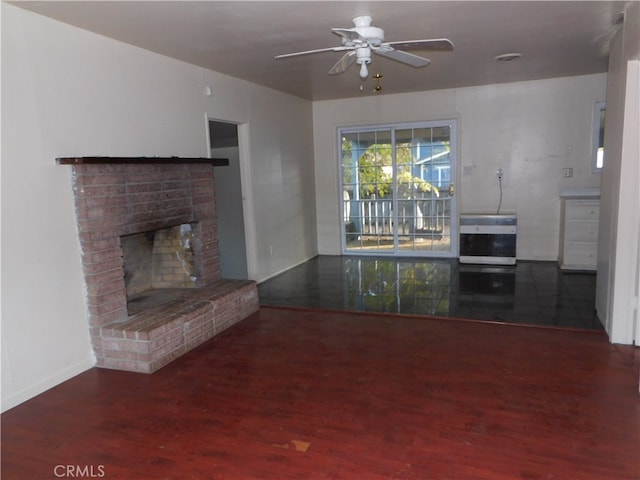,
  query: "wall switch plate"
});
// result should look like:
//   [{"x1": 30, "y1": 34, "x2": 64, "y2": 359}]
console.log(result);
[{"x1": 562, "y1": 167, "x2": 573, "y2": 178}]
